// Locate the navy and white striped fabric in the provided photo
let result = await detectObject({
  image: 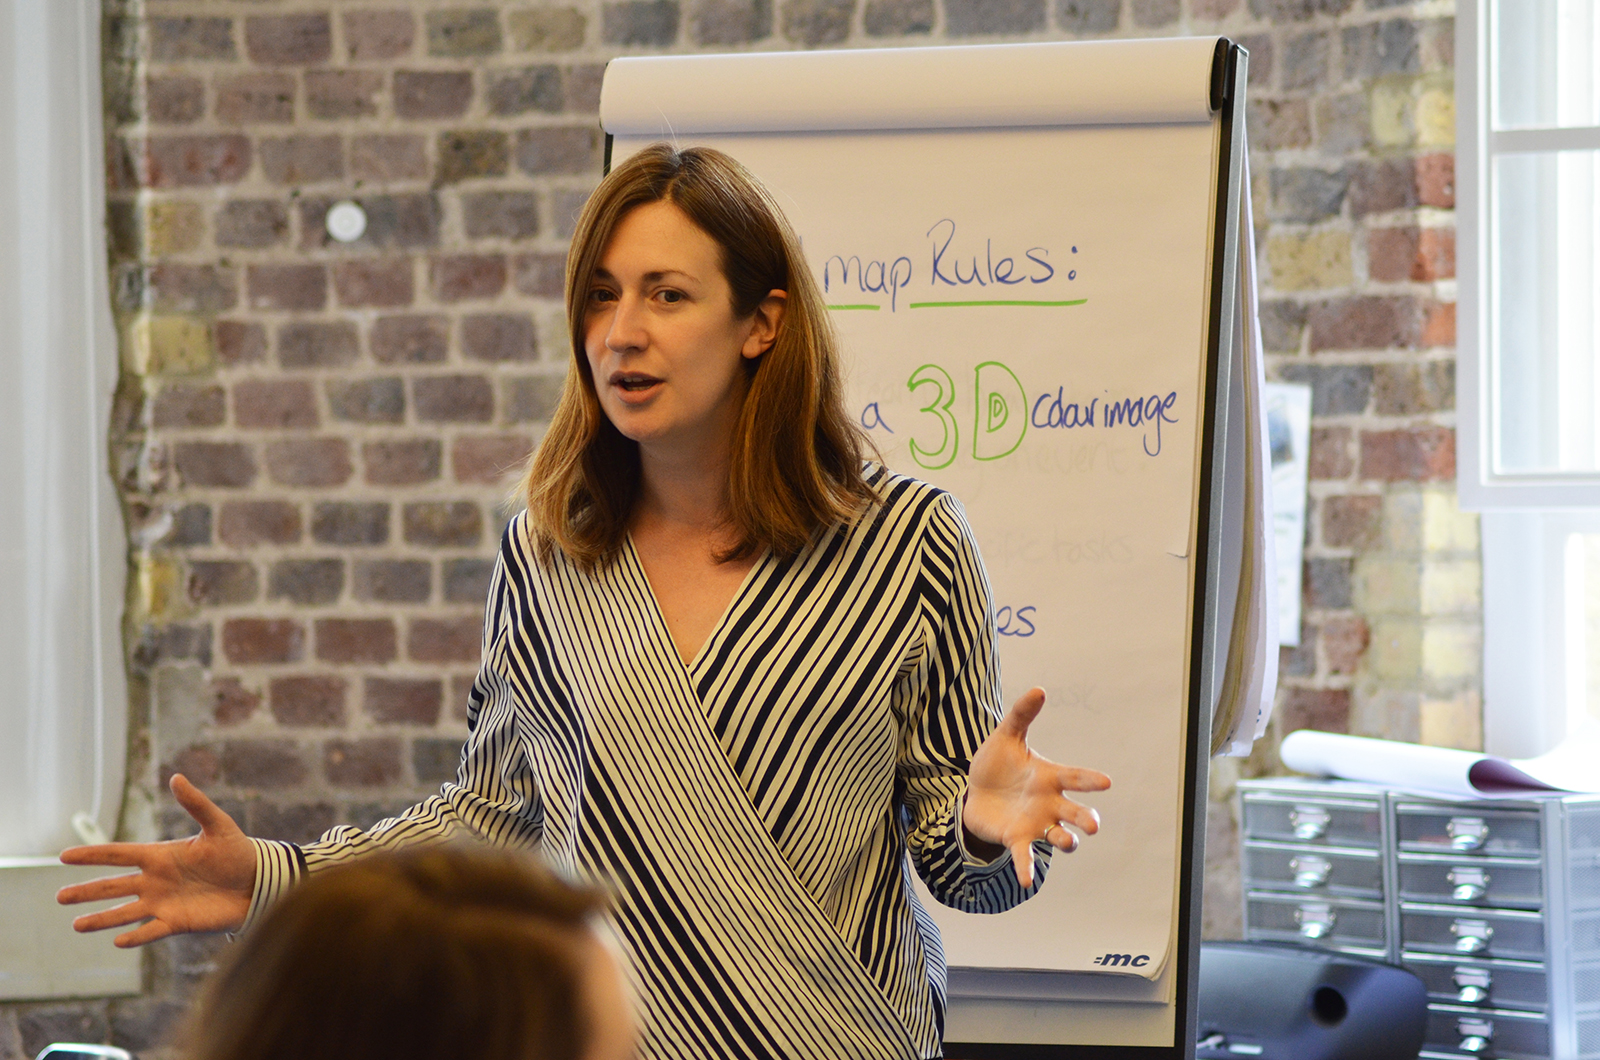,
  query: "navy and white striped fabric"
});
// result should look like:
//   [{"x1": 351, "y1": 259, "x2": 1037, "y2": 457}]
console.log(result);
[{"x1": 248, "y1": 468, "x2": 1049, "y2": 1059}]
